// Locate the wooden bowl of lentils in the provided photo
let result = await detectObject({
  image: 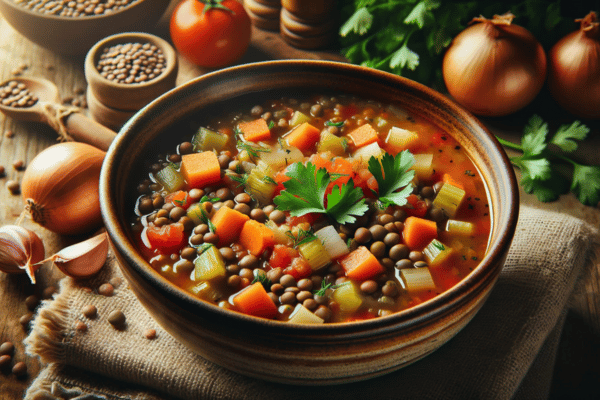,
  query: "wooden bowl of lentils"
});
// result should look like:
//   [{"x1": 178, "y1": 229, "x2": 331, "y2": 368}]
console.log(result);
[
  {"x1": 0, "y1": 0, "x2": 170, "y2": 54},
  {"x1": 84, "y1": 32, "x2": 178, "y2": 112},
  {"x1": 100, "y1": 60, "x2": 519, "y2": 385}
]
